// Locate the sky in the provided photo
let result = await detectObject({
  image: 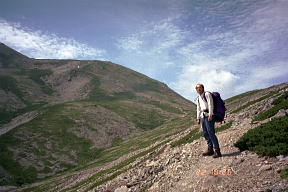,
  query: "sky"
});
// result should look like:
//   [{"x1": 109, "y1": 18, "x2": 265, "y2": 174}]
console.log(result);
[{"x1": 1, "y1": 0, "x2": 288, "y2": 102}]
